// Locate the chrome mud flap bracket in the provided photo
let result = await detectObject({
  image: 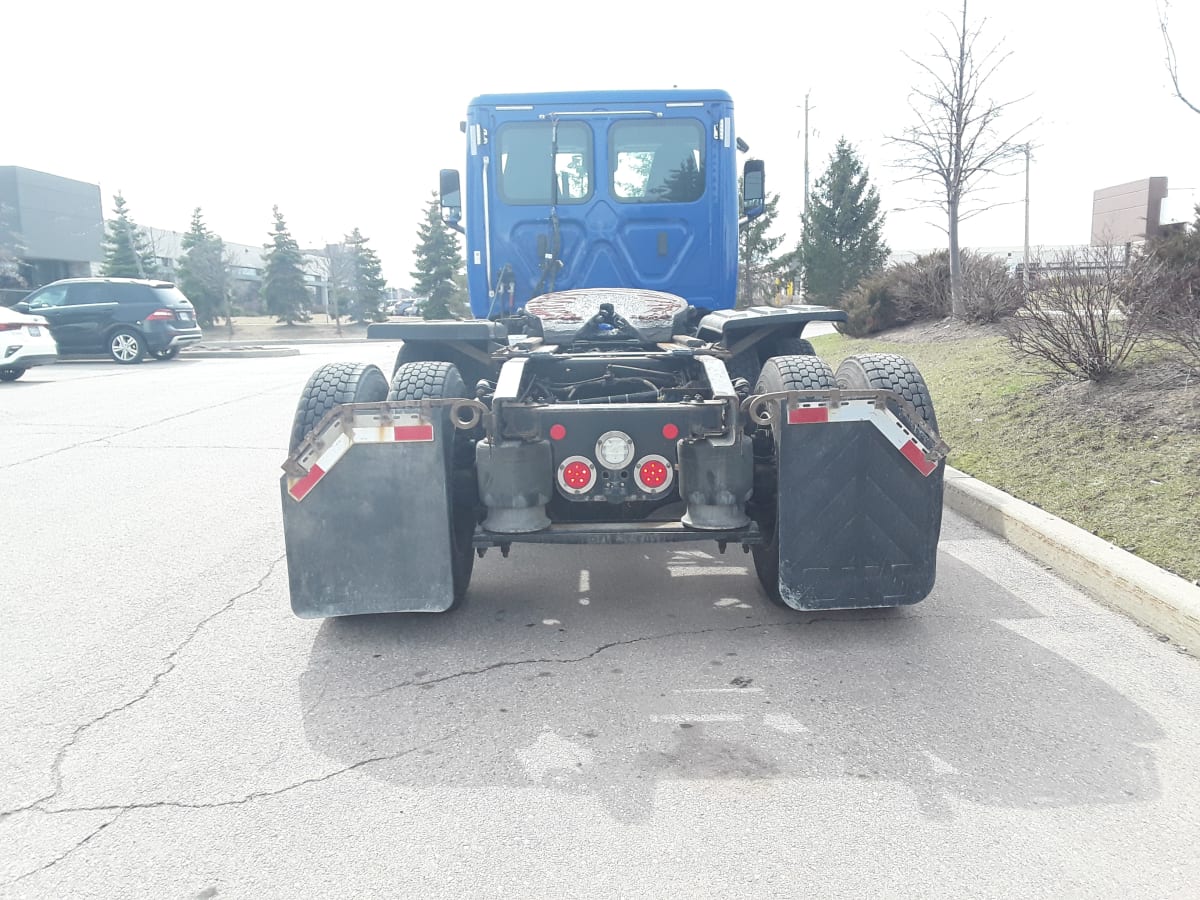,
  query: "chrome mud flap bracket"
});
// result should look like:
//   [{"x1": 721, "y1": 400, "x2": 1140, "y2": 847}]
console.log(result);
[
  {"x1": 279, "y1": 399, "x2": 485, "y2": 617},
  {"x1": 747, "y1": 390, "x2": 949, "y2": 611}
]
